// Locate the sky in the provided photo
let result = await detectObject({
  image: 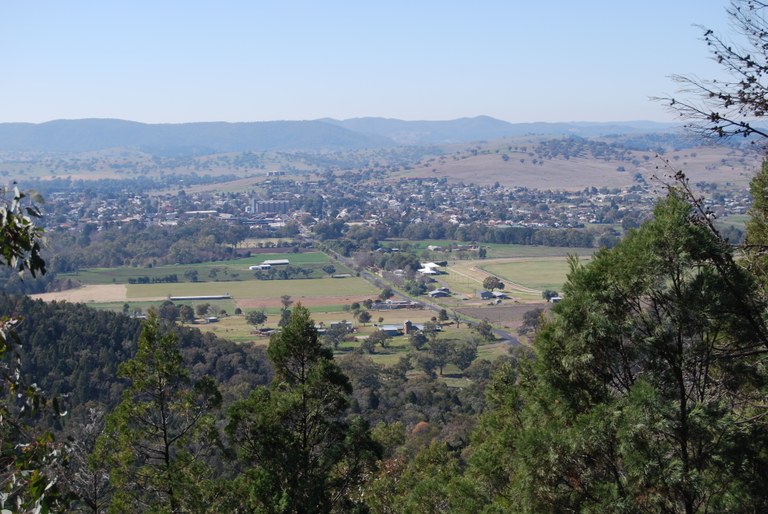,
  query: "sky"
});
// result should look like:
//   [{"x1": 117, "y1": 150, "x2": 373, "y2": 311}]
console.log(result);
[{"x1": 0, "y1": 1, "x2": 736, "y2": 124}]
